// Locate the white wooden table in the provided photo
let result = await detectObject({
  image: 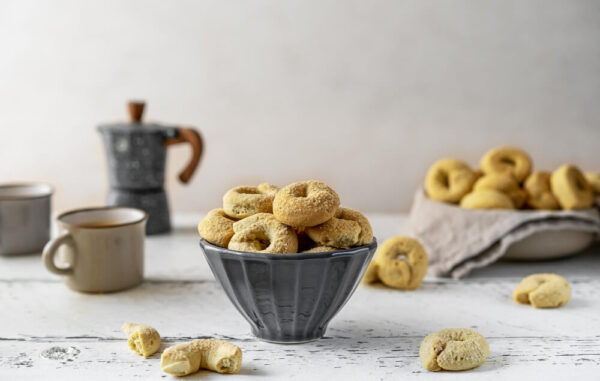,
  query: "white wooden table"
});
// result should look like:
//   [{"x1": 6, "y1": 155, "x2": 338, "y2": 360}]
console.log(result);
[{"x1": 1, "y1": 214, "x2": 599, "y2": 380}]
